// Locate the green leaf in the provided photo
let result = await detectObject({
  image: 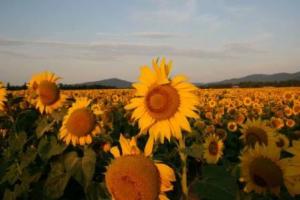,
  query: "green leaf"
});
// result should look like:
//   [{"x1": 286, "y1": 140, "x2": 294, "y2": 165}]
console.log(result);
[
  {"x1": 3, "y1": 189, "x2": 16, "y2": 200},
  {"x1": 20, "y1": 147, "x2": 37, "y2": 169},
  {"x1": 186, "y1": 143, "x2": 204, "y2": 159},
  {"x1": 85, "y1": 182, "x2": 110, "y2": 200},
  {"x1": 82, "y1": 147, "x2": 96, "y2": 189},
  {"x1": 195, "y1": 165, "x2": 238, "y2": 200},
  {"x1": 35, "y1": 117, "x2": 54, "y2": 138},
  {"x1": 38, "y1": 135, "x2": 66, "y2": 160},
  {"x1": 15, "y1": 110, "x2": 38, "y2": 132},
  {"x1": 8, "y1": 132, "x2": 27, "y2": 153},
  {"x1": 64, "y1": 151, "x2": 81, "y2": 174},
  {"x1": 0, "y1": 163, "x2": 20, "y2": 185},
  {"x1": 51, "y1": 107, "x2": 67, "y2": 121},
  {"x1": 44, "y1": 161, "x2": 70, "y2": 199}
]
